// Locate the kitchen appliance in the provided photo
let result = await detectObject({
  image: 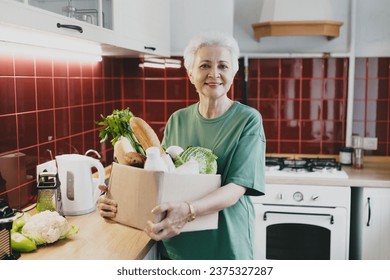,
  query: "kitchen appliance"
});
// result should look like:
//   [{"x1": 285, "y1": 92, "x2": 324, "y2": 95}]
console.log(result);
[
  {"x1": 36, "y1": 171, "x2": 63, "y2": 215},
  {"x1": 0, "y1": 199, "x2": 23, "y2": 260},
  {"x1": 264, "y1": 156, "x2": 347, "y2": 177},
  {"x1": 252, "y1": 157, "x2": 350, "y2": 260},
  {"x1": 55, "y1": 153, "x2": 105, "y2": 216}
]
